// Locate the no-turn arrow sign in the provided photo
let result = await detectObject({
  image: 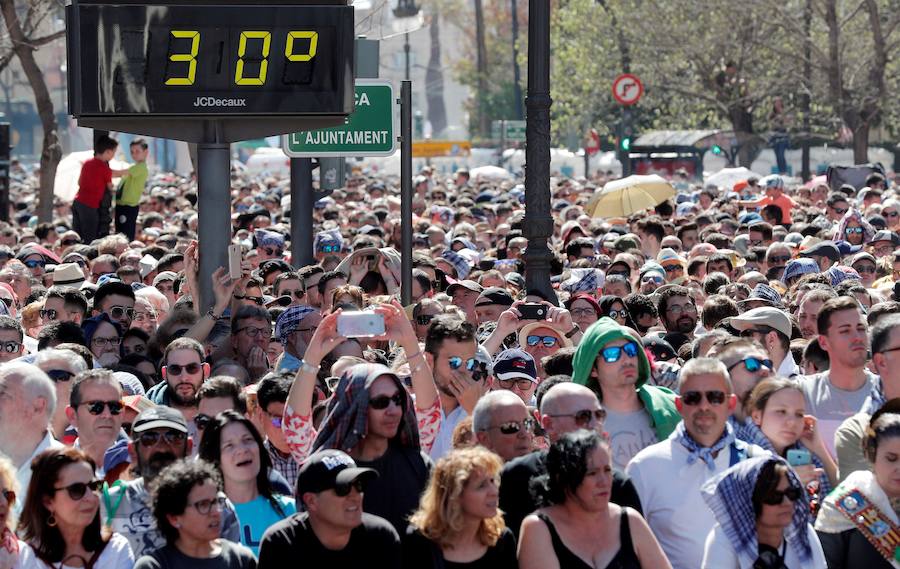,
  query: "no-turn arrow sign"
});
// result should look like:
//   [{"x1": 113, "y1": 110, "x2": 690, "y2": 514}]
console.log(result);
[{"x1": 612, "y1": 74, "x2": 643, "y2": 106}]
